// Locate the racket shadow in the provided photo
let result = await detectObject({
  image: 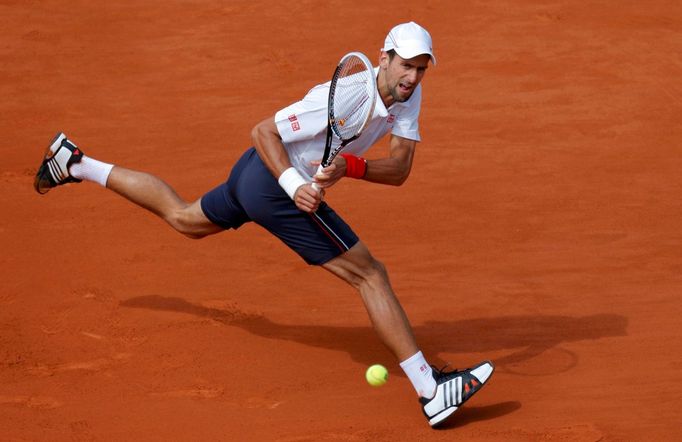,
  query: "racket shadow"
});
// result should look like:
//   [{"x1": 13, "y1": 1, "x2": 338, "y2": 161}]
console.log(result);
[{"x1": 120, "y1": 295, "x2": 628, "y2": 377}]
